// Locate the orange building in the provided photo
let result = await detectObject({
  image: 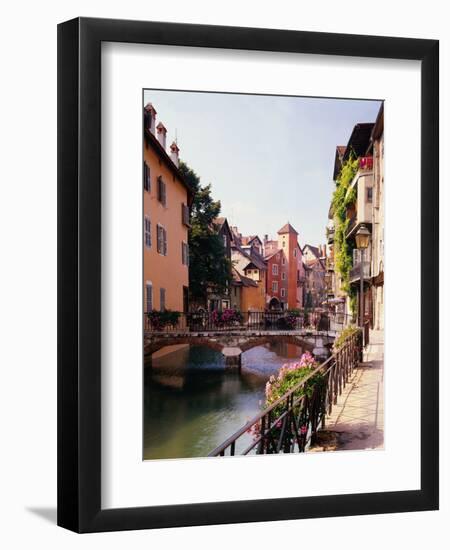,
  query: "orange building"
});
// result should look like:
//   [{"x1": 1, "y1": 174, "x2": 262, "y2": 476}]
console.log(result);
[
  {"x1": 265, "y1": 249, "x2": 288, "y2": 310},
  {"x1": 143, "y1": 103, "x2": 193, "y2": 313}
]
